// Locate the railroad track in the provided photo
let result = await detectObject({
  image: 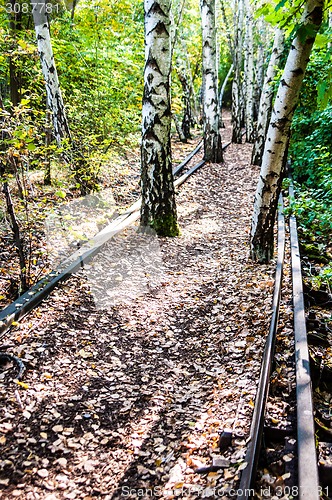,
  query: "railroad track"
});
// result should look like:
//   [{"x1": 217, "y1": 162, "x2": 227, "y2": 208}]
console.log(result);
[
  {"x1": 2, "y1": 141, "x2": 328, "y2": 499},
  {"x1": 236, "y1": 185, "x2": 331, "y2": 499},
  {"x1": 0, "y1": 138, "x2": 216, "y2": 338}
]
